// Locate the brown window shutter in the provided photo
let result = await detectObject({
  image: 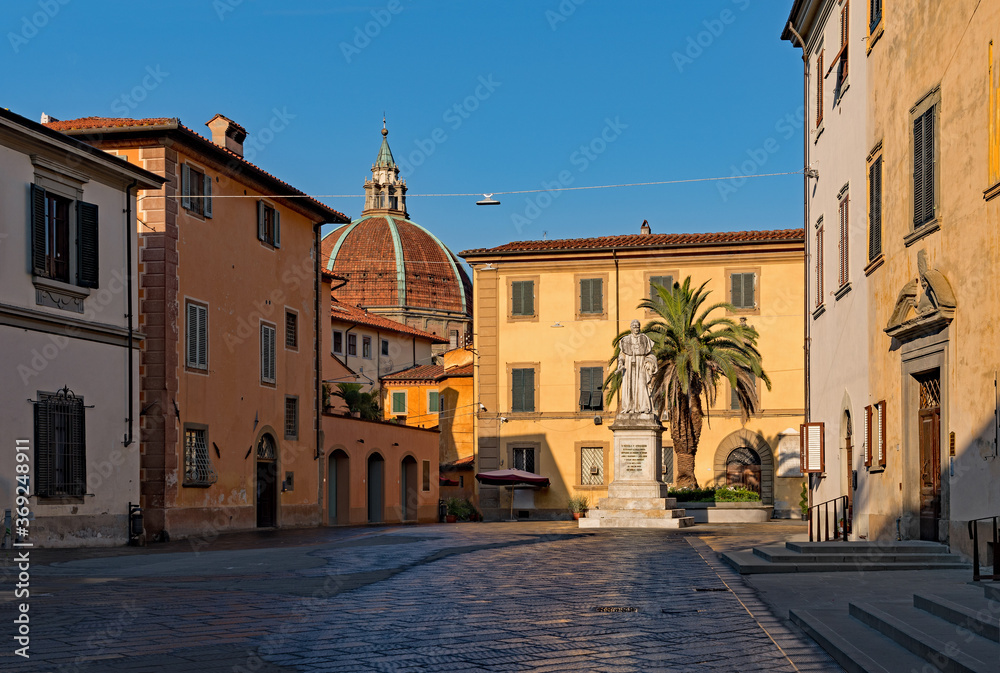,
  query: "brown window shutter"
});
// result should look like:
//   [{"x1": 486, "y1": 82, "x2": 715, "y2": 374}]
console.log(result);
[
  {"x1": 816, "y1": 51, "x2": 825, "y2": 127},
  {"x1": 816, "y1": 227, "x2": 824, "y2": 307},
  {"x1": 801, "y1": 422, "x2": 825, "y2": 473},
  {"x1": 869, "y1": 157, "x2": 882, "y2": 260},
  {"x1": 839, "y1": 195, "x2": 849, "y2": 286}
]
